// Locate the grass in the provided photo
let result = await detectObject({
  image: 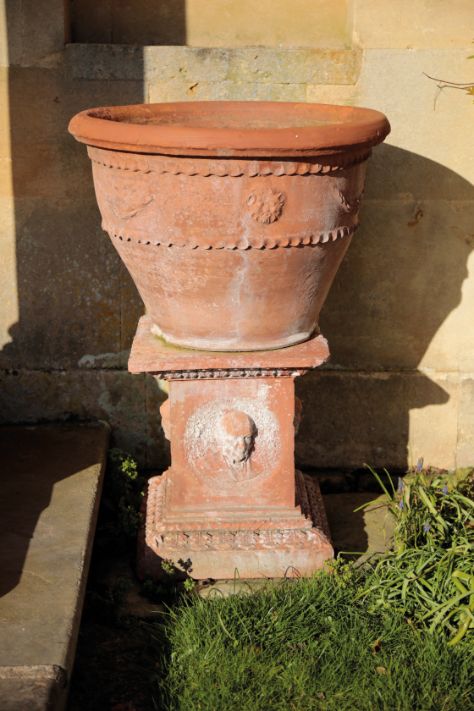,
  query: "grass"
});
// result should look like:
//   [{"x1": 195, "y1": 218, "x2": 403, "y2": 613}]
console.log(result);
[
  {"x1": 159, "y1": 570, "x2": 474, "y2": 711},
  {"x1": 70, "y1": 454, "x2": 474, "y2": 710},
  {"x1": 159, "y1": 465, "x2": 474, "y2": 710}
]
